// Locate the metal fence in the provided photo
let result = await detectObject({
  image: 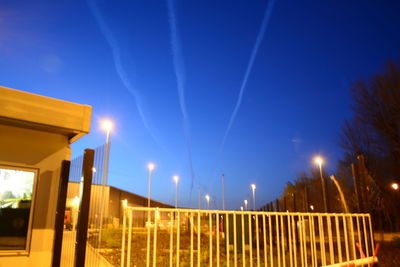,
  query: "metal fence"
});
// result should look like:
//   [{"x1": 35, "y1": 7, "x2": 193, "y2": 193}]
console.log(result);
[
  {"x1": 121, "y1": 207, "x2": 376, "y2": 267},
  {"x1": 60, "y1": 145, "x2": 107, "y2": 267}
]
